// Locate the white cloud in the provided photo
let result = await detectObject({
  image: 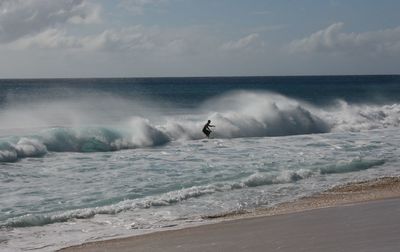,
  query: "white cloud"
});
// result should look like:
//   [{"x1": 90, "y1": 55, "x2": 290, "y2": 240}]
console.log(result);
[
  {"x1": 11, "y1": 25, "x2": 210, "y2": 57},
  {"x1": 86, "y1": 26, "x2": 162, "y2": 52},
  {"x1": 11, "y1": 29, "x2": 82, "y2": 50},
  {"x1": 290, "y1": 22, "x2": 400, "y2": 55},
  {"x1": 0, "y1": 0, "x2": 101, "y2": 43},
  {"x1": 11, "y1": 27, "x2": 156, "y2": 51},
  {"x1": 221, "y1": 33, "x2": 261, "y2": 51}
]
